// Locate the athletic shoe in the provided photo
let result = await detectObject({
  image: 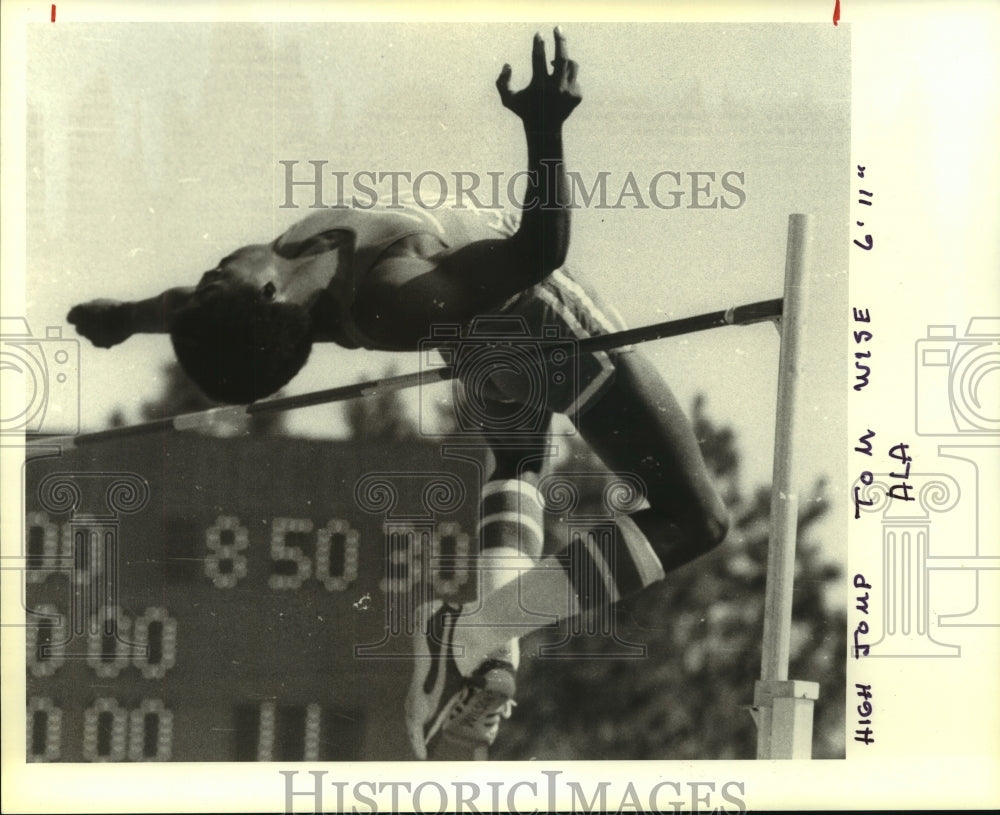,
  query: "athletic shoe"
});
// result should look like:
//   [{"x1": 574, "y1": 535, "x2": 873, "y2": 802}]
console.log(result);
[
  {"x1": 437, "y1": 659, "x2": 517, "y2": 751},
  {"x1": 405, "y1": 600, "x2": 517, "y2": 759}
]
